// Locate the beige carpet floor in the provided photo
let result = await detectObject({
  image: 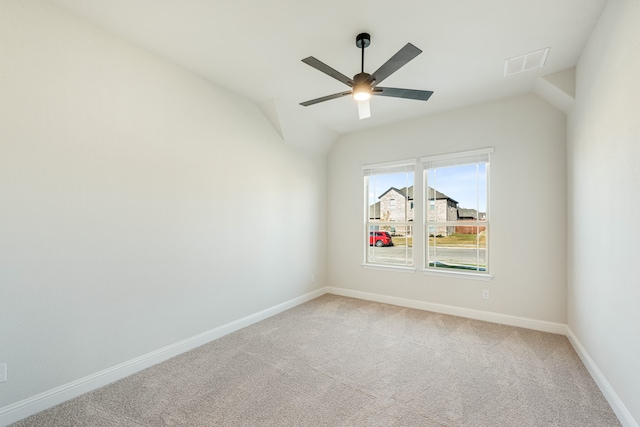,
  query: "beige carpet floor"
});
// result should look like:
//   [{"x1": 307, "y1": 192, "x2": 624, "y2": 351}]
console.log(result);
[{"x1": 12, "y1": 294, "x2": 620, "y2": 426}]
